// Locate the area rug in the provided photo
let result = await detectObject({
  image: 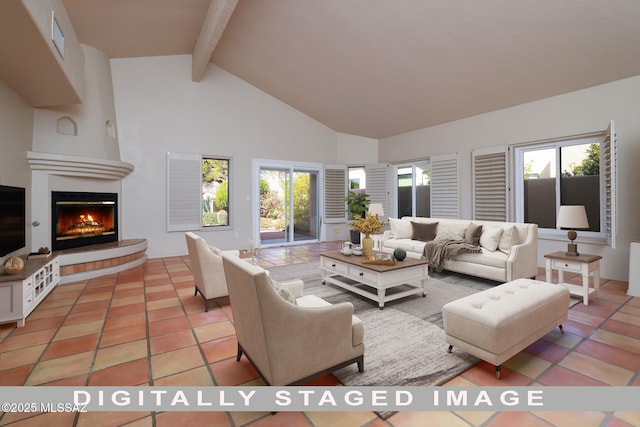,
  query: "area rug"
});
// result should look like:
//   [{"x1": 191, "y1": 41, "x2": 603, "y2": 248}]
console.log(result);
[
  {"x1": 269, "y1": 261, "x2": 579, "y2": 419},
  {"x1": 268, "y1": 262, "x2": 493, "y2": 388}
]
